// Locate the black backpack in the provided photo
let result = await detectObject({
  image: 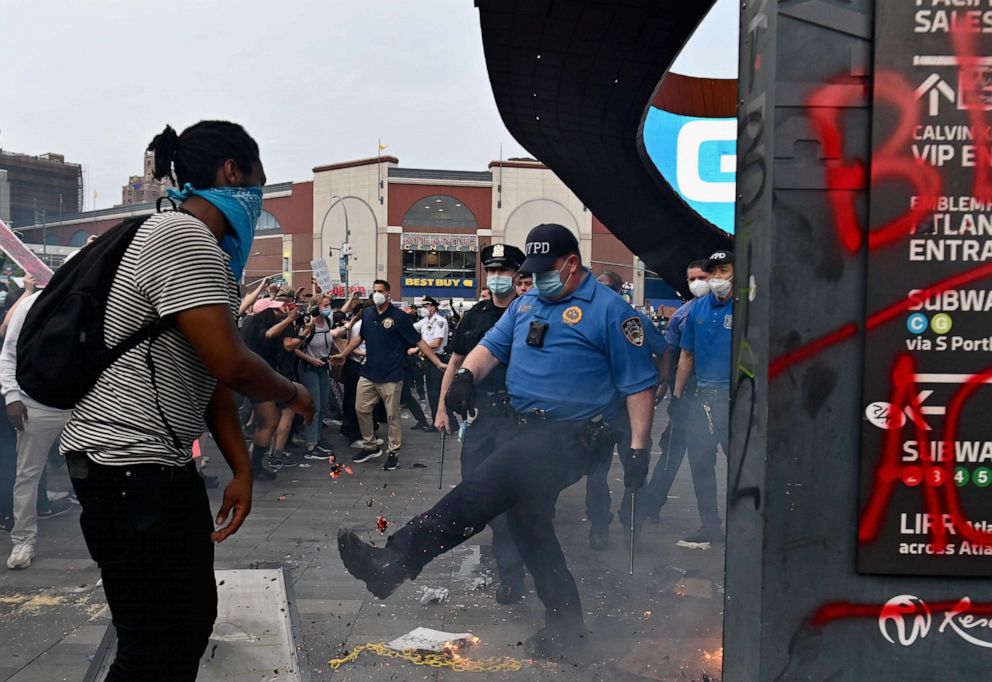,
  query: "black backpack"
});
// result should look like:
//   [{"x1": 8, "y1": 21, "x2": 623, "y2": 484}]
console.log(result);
[{"x1": 16, "y1": 213, "x2": 176, "y2": 409}]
